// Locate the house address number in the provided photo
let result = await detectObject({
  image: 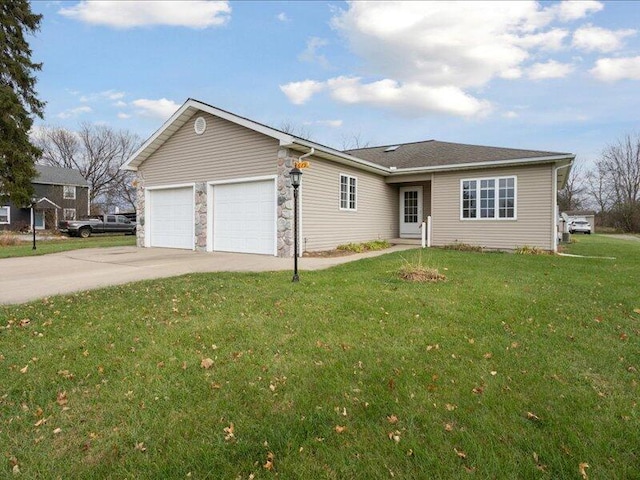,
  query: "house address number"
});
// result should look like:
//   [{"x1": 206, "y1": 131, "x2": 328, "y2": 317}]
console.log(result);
[{"x1": 294, "y1": 160, "x2": 310, "y2": 169}]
